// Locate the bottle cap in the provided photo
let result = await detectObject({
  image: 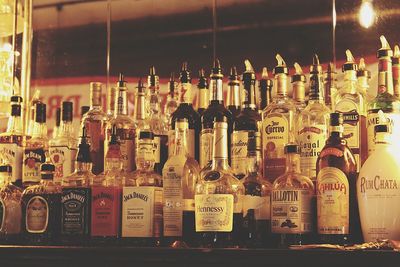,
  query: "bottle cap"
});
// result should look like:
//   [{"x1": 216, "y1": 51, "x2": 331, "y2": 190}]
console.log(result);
[
  {"x1": 77, "y1": 126, "x2": 92, "y2": 163},
  {"x1": 117, "y1": 72, "x2": 127, "y2": 88},
  {"x1": 228, "y1": 66, "x2": 240, "y2": 85},
  {"x1": 273, "y1": 54, "x2": 289, "y2": 75},
  {"x1": 35, "y1": 103, "x2": 46, "y2": 123},
  {"x1": 10, "y1": 95, "x2": 23, "y2": 103},
  {"x1": 243, "y1": 60, "x2": 256, "y2": 81},
  {"x1": 211, "y1": 59, "x2": 223, "y2": 78},
  {"x1": 259, "y1": 67, "x2": 273, "y2": 88},
  {"x1": 284, "y1": 144, "x2": 299, "y2": 154},
  {"x1": 310, "y1": 54, "x2": 323, "y2": 74},
  {"x1": 357, "y1": 58, "x2": 371, "y2": 78},
  {"x1": 377, "y1": 35, "x2": 393, "y2": 58},
  {"x1": 137, "y1": 78, "x2": 145, "y2": 94},
  {"x1": 148, "y1": 66, "x2": 159, "y2": 87},
  {"x1": 56, "y1": 107, "x2": 61, "y2": 126},
  {"x1": 330, "y1": 112, "x2": 343, "y2": 127},
  {"x1": 292, "y1": 62, "x2": 306, "y2": 83},
  {"x1": 179, "y1": 62, "x2": 191, "y2": 83},
  {"x1": 41, "y1": 162, "x2": 55, "y2": 172},
  {"x1": 81, "y1": 106, "x2": 90, "y2": 118},
  {"x1": 0, "y1": 164, "x2": 12, "y2": 173},
  {"x1": 197, "y1": 69, "x2": 208, "y2": 88},
  {"x1": 62, "y1": 101, "x2": 73, "y2": 122},
  {"x1": 90, "y1": 82, "x2": 103, "y2": 92},
  {"x1": 342, "y1": 50, "x2": 358, "y2": 72},
  {"x1": 139, "y1": 130, "x2": 154, "y2": 140}
]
